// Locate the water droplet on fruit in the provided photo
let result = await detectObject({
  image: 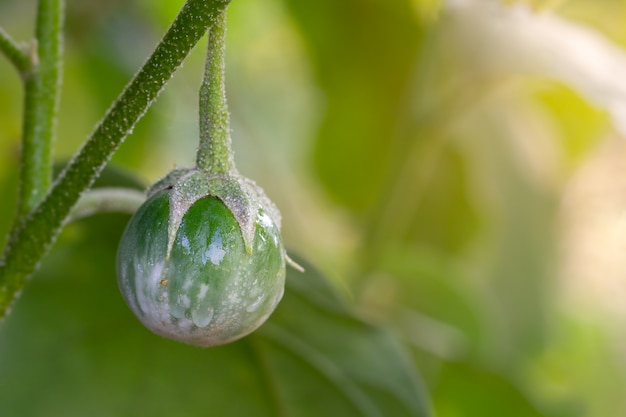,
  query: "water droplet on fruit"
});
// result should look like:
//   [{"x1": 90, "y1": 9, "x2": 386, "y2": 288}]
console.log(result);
[{"x1": 192, "y1": 307, "x2": 214, "y2": 328}]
